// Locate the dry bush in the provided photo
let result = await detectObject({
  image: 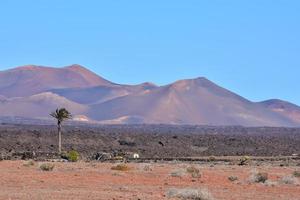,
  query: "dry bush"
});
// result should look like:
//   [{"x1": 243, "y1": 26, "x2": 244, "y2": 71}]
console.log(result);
[
  {"x1": 228, "y1": 176, "x2": 238, "y2": 182},
  {"x1": 170, "y1": 169, "x2": 186, "y2": 178},
  {"x1": 293, "y1": 171, "x2": 300, "y2": 177},
  {"x1": 166, "y1": 188, "x2": 214, "y2": 200},
  {"x1": 239, "y1": 156, "x2": 250, "y2": 166},
  {"x1": 142, "y1": 164, "x2": 153, "y2": 172},
  {"x1": 111, "y1": 164, "x2": 130, "y2": 171},
  {"x1": 39, "y1": 163, "x2": 55, "y2": 171},
  {"x1": 279, "y1": 175, "x2": 299, "y2": 185},
  {"x1": 249, "y1": 169, "x2": 268, "y2": 183},
  {"x1": 23, "y1": 160, "x2": 35, "y2": 167},
  {"x1": 186, "y1": 166, "x2": 201, "y2": 178},
  {"x1": 208, "y1": 156, "x2": 216, "y2": 162}
]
